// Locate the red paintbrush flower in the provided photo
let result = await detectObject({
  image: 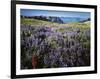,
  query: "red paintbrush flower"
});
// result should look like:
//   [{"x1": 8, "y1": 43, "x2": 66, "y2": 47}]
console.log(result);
[{"x1": 32, "y1": 55, "x2": 38, "y2": 69}]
